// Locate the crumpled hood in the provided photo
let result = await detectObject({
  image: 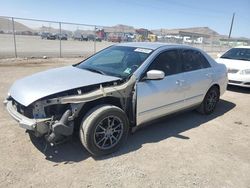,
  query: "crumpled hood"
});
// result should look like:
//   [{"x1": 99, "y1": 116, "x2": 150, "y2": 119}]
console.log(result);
[
  {"x1": 216, "y1": 58, "x2": 250, "y2": 70},
  {"x1": 9, "y1": 66, "x2": 120, "y2": 106}
]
